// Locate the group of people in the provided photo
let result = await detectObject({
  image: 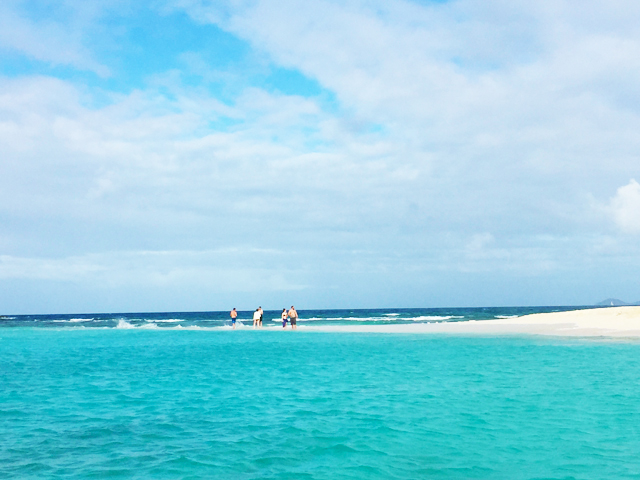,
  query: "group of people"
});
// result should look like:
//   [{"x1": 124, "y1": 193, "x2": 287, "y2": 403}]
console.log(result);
[{"x1": 229, "y1": 306, "x2": 298, "y2": 329}]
